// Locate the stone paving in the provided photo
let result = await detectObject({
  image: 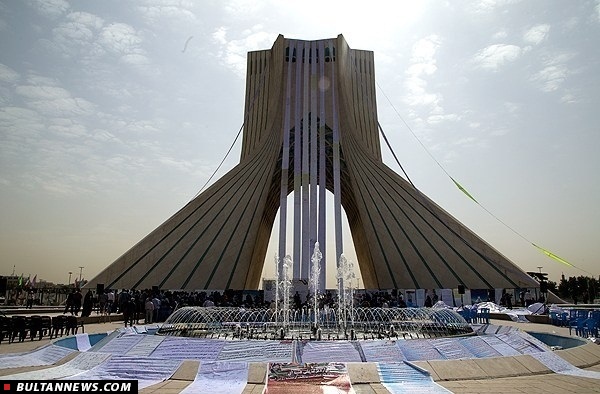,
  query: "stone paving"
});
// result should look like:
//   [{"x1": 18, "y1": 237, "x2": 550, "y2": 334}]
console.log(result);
[{"x1": 1, "y1": 315, "x2": 599, "y2": 393}]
